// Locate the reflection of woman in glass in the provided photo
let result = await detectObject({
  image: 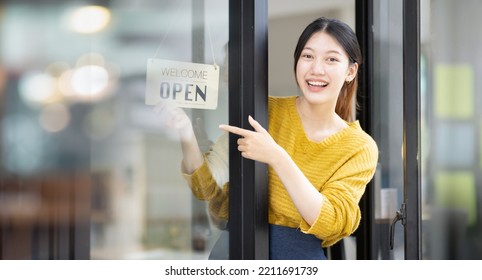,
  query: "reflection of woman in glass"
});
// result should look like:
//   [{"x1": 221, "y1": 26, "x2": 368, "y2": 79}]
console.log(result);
[{"x1": 157, "y1": 17, "x2": 378, "y2": 260}]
